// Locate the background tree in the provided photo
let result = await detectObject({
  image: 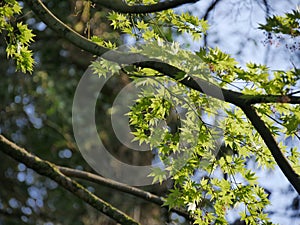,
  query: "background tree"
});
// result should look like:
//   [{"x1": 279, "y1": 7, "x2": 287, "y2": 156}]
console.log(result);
[{"x1": 0, "y1": 0, "x2": 299, "y2": 225}]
